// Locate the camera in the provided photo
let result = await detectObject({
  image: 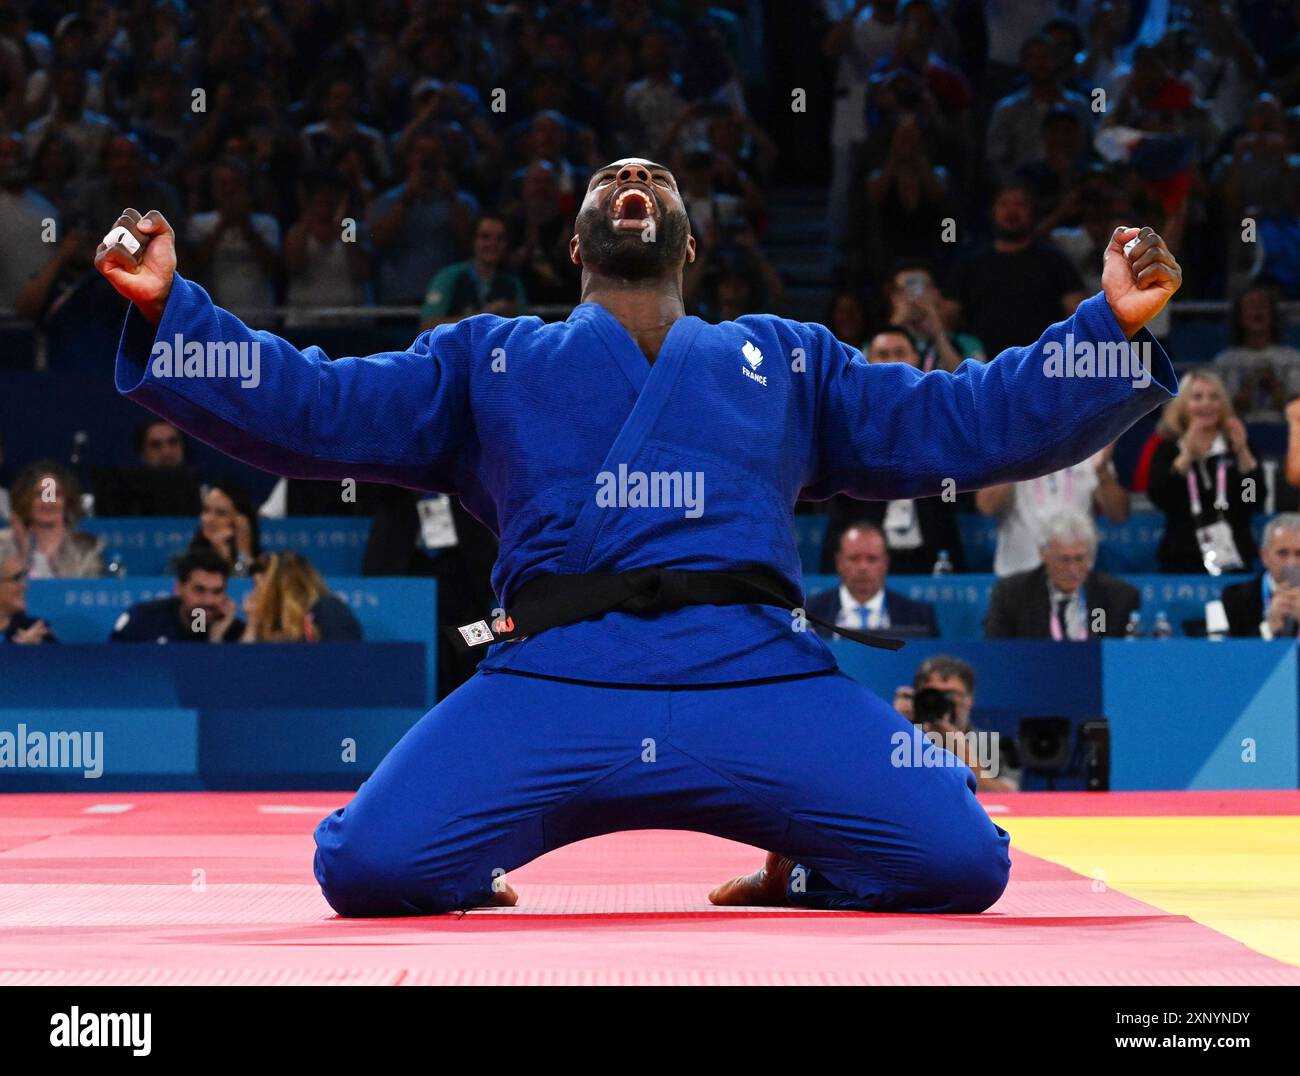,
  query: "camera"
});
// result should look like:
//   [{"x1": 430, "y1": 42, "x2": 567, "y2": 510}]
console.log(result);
[{"x1": 911, "y1": 687, "x2": 956, "y2": 727}]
